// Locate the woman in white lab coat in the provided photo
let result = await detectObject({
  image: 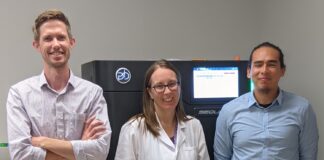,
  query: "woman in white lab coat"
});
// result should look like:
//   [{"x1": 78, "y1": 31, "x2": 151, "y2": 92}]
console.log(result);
[{"x1": 115, "y1": 59, "x2": 209, "y2": 160}]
